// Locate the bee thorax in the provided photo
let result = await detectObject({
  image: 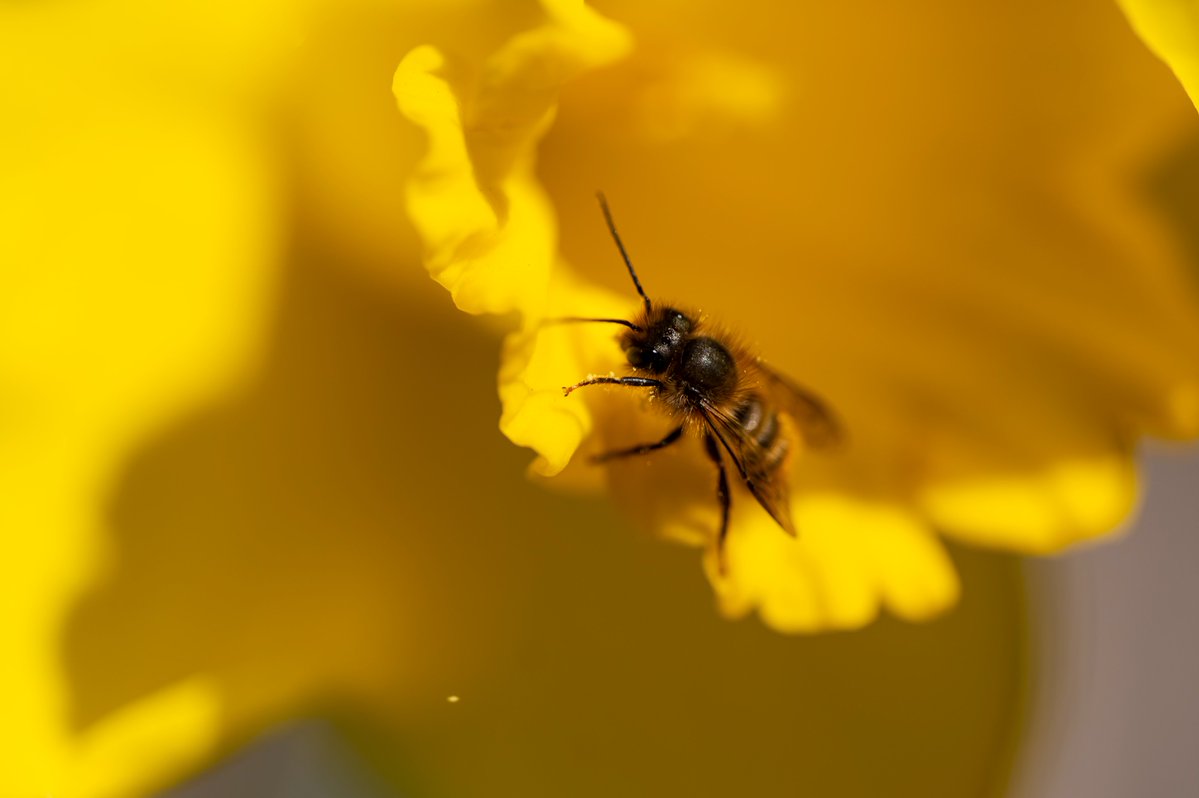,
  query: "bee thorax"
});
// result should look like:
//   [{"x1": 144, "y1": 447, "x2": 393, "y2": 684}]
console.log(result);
[{"x1": 679, "y1": 337, "x2": 736, "y2": 392}]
